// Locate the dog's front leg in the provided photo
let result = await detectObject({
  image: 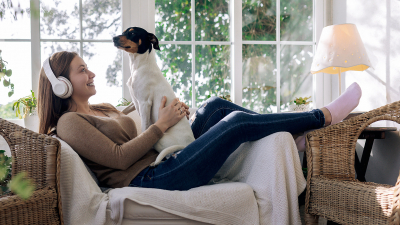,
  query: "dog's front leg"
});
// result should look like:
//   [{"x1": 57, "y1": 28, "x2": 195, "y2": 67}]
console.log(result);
[{"x1": 139, "y1": 101, "x2": 153, "y2": 132}]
